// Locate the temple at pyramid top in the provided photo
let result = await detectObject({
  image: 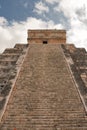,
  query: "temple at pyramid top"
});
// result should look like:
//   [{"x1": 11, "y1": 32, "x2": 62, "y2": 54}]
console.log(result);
[{"x1": 27, "y1": 29, "x2": 66, "y2": 44}]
